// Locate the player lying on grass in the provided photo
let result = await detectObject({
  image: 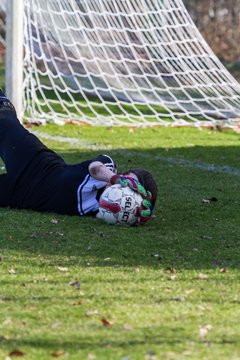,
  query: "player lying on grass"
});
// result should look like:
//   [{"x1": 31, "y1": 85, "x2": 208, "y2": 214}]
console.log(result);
[{"x1": 0, "y1": 90, "x2": 157, "y2": 224}]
